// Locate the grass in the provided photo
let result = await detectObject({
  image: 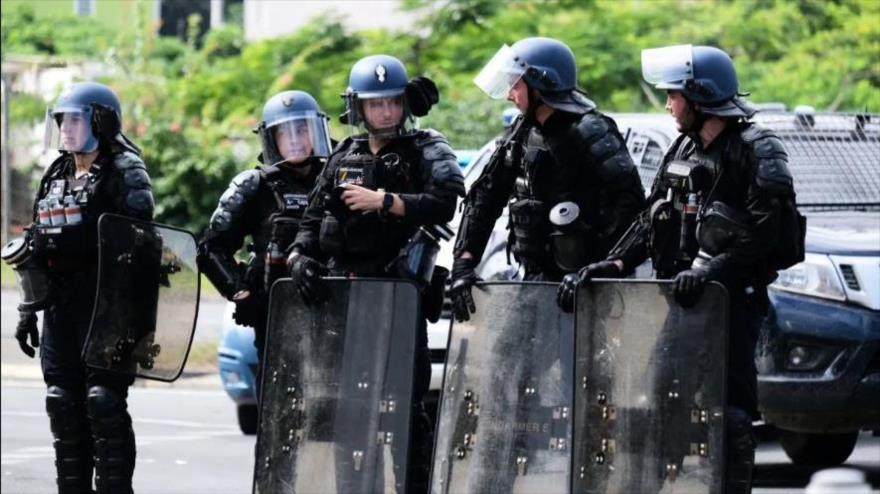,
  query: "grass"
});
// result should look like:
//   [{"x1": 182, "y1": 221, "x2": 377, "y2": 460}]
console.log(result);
[
  {"x1": 1, "y1": 262, "x2": 16, "y2": 289},
  {"x1": 185, "y1": 340, "x2": 219, "y2": 372}
]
